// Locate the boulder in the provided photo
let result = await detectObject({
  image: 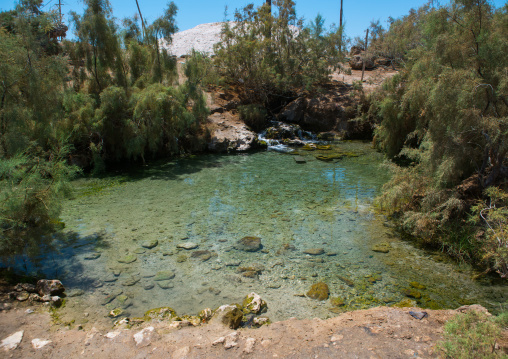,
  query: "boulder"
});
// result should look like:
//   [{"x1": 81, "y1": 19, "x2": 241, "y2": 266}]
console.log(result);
[
  {"x1": 306, "y1": 282, "x2": 330, "y2": 301},
  {"x1": 36, "y1": 279, "x2": 65, "y2": 297},
  {"x1": 349, "y1": 54, "x2": 375, "y2": 70},
  {"x1": 14, "y1": 283, "x2": 37, "y2": 293},
  {"x1": 234, "y1": 236, "x2": 262, "y2": 252},
  {"x1": 350, "y1": 45, "x2": 364, "y2": 56}
]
